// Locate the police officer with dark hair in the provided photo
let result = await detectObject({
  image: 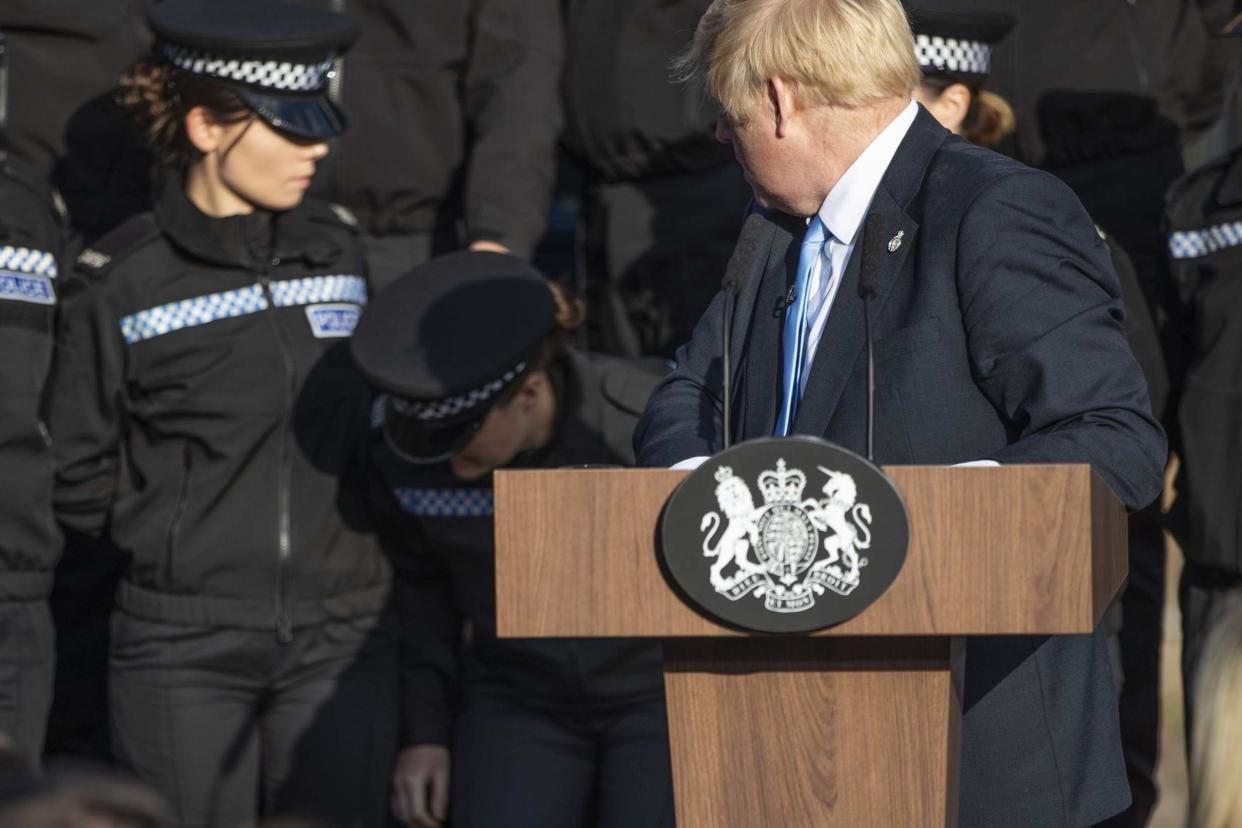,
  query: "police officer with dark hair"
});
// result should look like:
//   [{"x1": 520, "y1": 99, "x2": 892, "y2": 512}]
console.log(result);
[
  {"x1": 46, "y1": 2, "x2": 395, "y2": 824},
  {"x1": 351, "y1": 252, "x2": 675, "y2": 828},
  {"x1": 1164, "y1": 14, "x2": 1242, "y2": 766},
  {"x1": 0, "y1": 145, "x2": 66, "y2": 763}
]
